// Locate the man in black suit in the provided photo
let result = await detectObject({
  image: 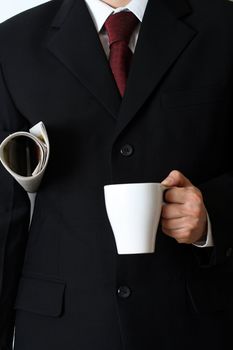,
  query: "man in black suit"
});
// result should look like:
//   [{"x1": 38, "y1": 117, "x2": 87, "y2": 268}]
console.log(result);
[{"x1": 0, "y1": 0, "x2": 233, "y2": 349}]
